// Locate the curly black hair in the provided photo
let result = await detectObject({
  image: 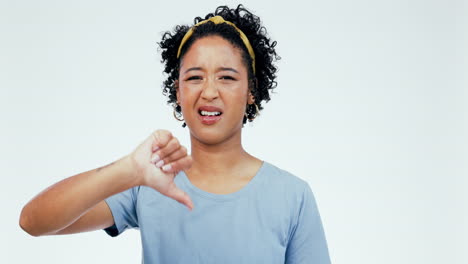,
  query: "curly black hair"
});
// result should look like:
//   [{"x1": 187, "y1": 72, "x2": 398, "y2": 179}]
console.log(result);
[{"x1": 158, "y1": 4, "x2": 280, "y2": 126}]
